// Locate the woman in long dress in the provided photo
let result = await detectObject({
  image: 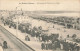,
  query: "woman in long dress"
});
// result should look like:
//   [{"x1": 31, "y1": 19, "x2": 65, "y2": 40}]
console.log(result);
[{"x1": 60, "y1": 43, "x2": 63, "y2": 50}]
